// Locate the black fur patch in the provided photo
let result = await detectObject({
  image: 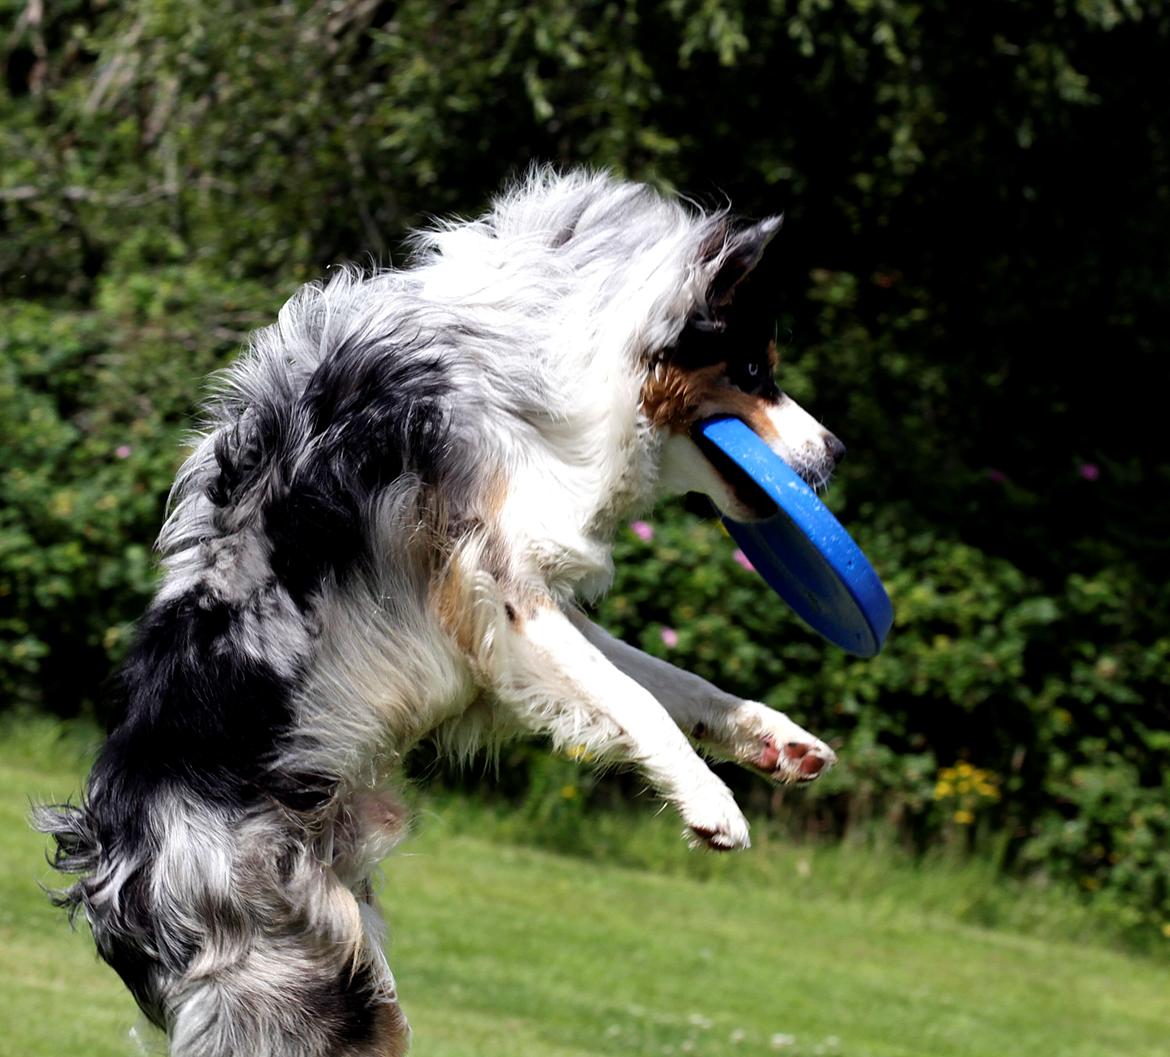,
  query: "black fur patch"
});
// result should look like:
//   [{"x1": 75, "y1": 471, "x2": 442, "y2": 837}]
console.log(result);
[
  {"x1": 673, "y1": 225, "x2": 783, "y2": 398},
  {"x1": 36, "y1": 584, "x2": 326, "y2": 1023},
  {"x1": 310, "y1": 961, "x2": 384, "y2": 1050},
  {"x1": 210, "y1": 331, "x2": 455, "y2": 609},
  {"x1": 672, "y1": 318, "x2": 780, "y2": 401},
  {"x1": 101, "y1": 587, "x2": 296, "y2": 809},
  {"x1": 94, "y1": 861, "x2": 175, "y2": 1028}
]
